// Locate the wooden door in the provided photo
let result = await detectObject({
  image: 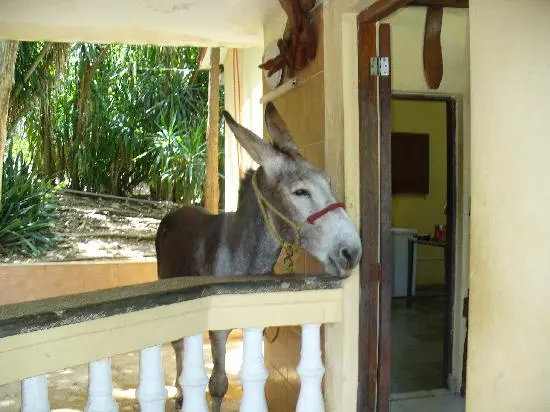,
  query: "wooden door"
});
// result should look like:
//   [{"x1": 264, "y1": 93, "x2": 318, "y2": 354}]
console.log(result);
[{"x1": 357, "y1": 21, "x2": 393, "y2": 412}]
